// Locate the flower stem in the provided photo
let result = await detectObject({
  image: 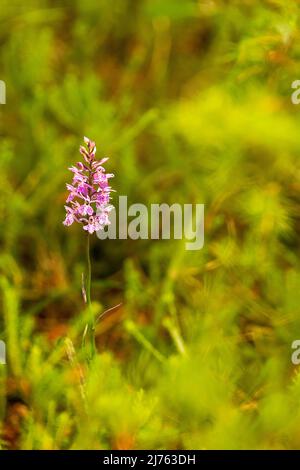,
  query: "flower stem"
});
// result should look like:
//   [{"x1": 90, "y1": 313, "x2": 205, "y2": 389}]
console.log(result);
[{"x1": 86, "y1": 233, "x2": 96, "y2": 359}]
